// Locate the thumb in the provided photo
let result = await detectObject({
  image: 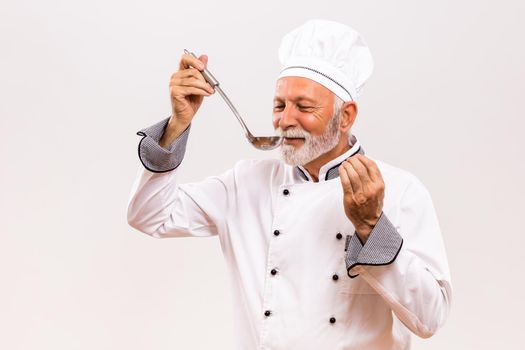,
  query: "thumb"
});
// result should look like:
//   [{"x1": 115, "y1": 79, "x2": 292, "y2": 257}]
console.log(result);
[{"x1": 198, "y1": 54, "x2": 209, "y2": 68}]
